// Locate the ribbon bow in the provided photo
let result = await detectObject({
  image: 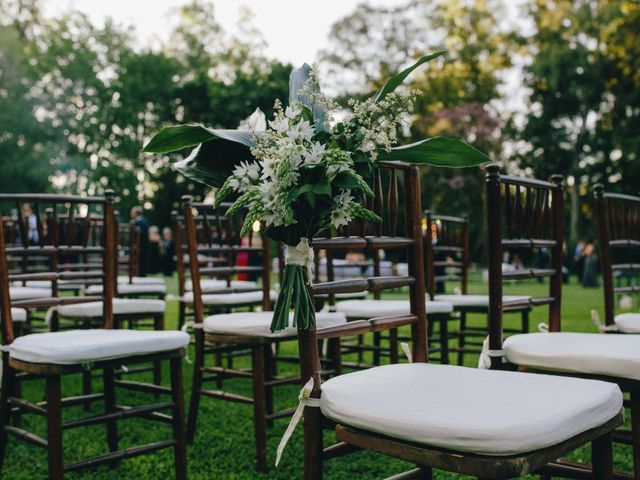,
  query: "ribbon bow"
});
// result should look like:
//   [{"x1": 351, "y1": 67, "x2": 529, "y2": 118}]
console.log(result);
[
  {"x1": 285, "y1": 237, "x2": 314, "y2": 274},
  {"x1": 275, "y1": 377, "x2": 321, "y2": 466}
]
